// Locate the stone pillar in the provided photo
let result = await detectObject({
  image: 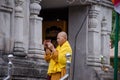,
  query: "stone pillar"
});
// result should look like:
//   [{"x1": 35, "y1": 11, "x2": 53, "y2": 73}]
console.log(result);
[
  {"x1": 102, "y1": 16, "x2": 112, "y2": 66},
  {"x1": 87, "y1": 5, "x2": 101, "y2": 70},
  {"x1": 101, "y1": 17, "x2": 109, "y2": 67},
  {"x1": 0, "y1": 0, "x2": 13, "y2": 53},
  {"x1": 106, "y1": 29, "x2": 111, "y2": 66},
  {"x1": 101, "y1": 17, "x2": 113, "y2": 78},
  {"x1": 28, "y1": 1, "x2": 47, "y2": 79},
  {"x1": 28, "y1": 0, "x2": 44, "y2": 61},
  {"x1": 13, "y1": 0, "x2": 26, "y2": 57}
]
